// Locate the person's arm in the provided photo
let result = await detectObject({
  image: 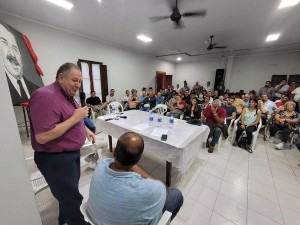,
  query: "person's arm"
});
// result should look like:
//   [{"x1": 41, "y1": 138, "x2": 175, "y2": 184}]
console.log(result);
[
  {"x1": 35, "y1": 106, "x2": 89, "y2": 144},
  {"x1": 131, "y1": 164, "x2": 168, "y2": 193},
  {"x1": 240, "y1": 107, "x2": 246, "y2": 129},
  {"x1": 285, "y1": 114, "x2": 300, "y2": 124},
  {"x1": 227, "y1": 111, "x2": 237, "y2": 120},
  {"x1": 211, "y1": 107, "x2": 225, "y2": 124},
  {"x1": 85, "y1": 126, "x2": 95, "y2": 143}
]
